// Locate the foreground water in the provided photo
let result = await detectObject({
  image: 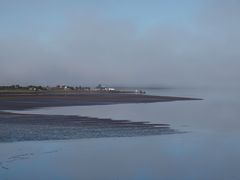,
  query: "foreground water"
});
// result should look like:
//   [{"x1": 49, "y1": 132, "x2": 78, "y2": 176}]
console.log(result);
[{"x1": 1, "y1": 88, "x2": 240, "y2": 180}]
